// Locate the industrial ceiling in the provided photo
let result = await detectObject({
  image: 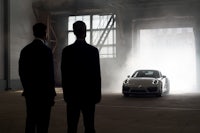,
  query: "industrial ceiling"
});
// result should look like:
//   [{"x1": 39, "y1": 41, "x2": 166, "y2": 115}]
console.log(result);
[{"x1": 32, "y1": 0, "x2": 200, "y2": 15}]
